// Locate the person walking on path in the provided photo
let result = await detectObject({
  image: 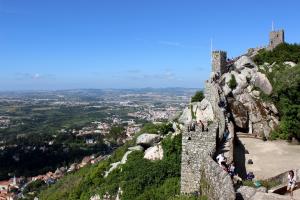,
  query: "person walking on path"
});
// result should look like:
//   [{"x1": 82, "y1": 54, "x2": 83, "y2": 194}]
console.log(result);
[{"x1": 287, "y1": 170, "x2": 296, "y2": 200}]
